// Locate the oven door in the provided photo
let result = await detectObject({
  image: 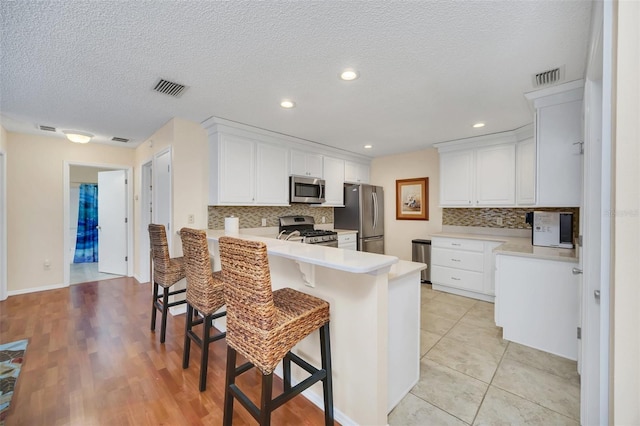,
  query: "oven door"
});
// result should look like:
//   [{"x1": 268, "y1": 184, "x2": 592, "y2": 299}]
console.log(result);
[{"x1": 311, "y1": 240, "x2": 339, "y2": 248}]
